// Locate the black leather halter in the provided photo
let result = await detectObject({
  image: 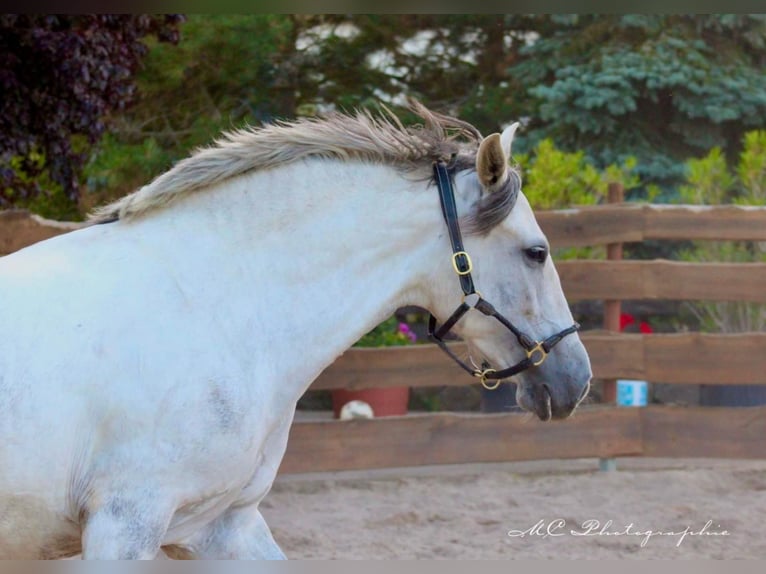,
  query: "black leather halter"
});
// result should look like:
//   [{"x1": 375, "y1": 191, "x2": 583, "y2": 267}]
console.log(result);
[{"x1": 427, "y1": 161, "x2": 580, "y2": 390}]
